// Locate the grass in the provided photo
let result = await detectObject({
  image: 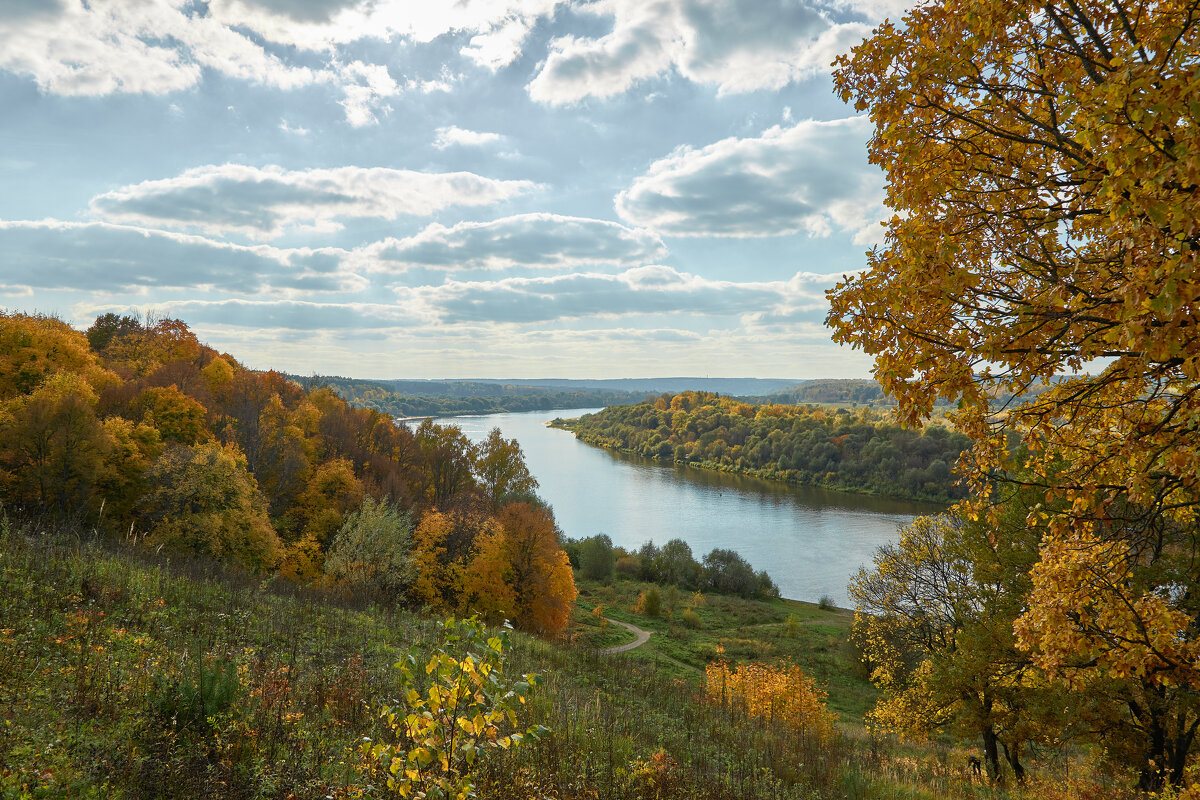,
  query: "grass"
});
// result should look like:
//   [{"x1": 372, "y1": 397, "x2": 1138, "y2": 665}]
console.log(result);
[
  {"x1": 0, "y1": 515, "x2": 1141, "y2": 800},
  {"x1": 569, "y1": 577, "x2": 877, "y2": 723}
]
